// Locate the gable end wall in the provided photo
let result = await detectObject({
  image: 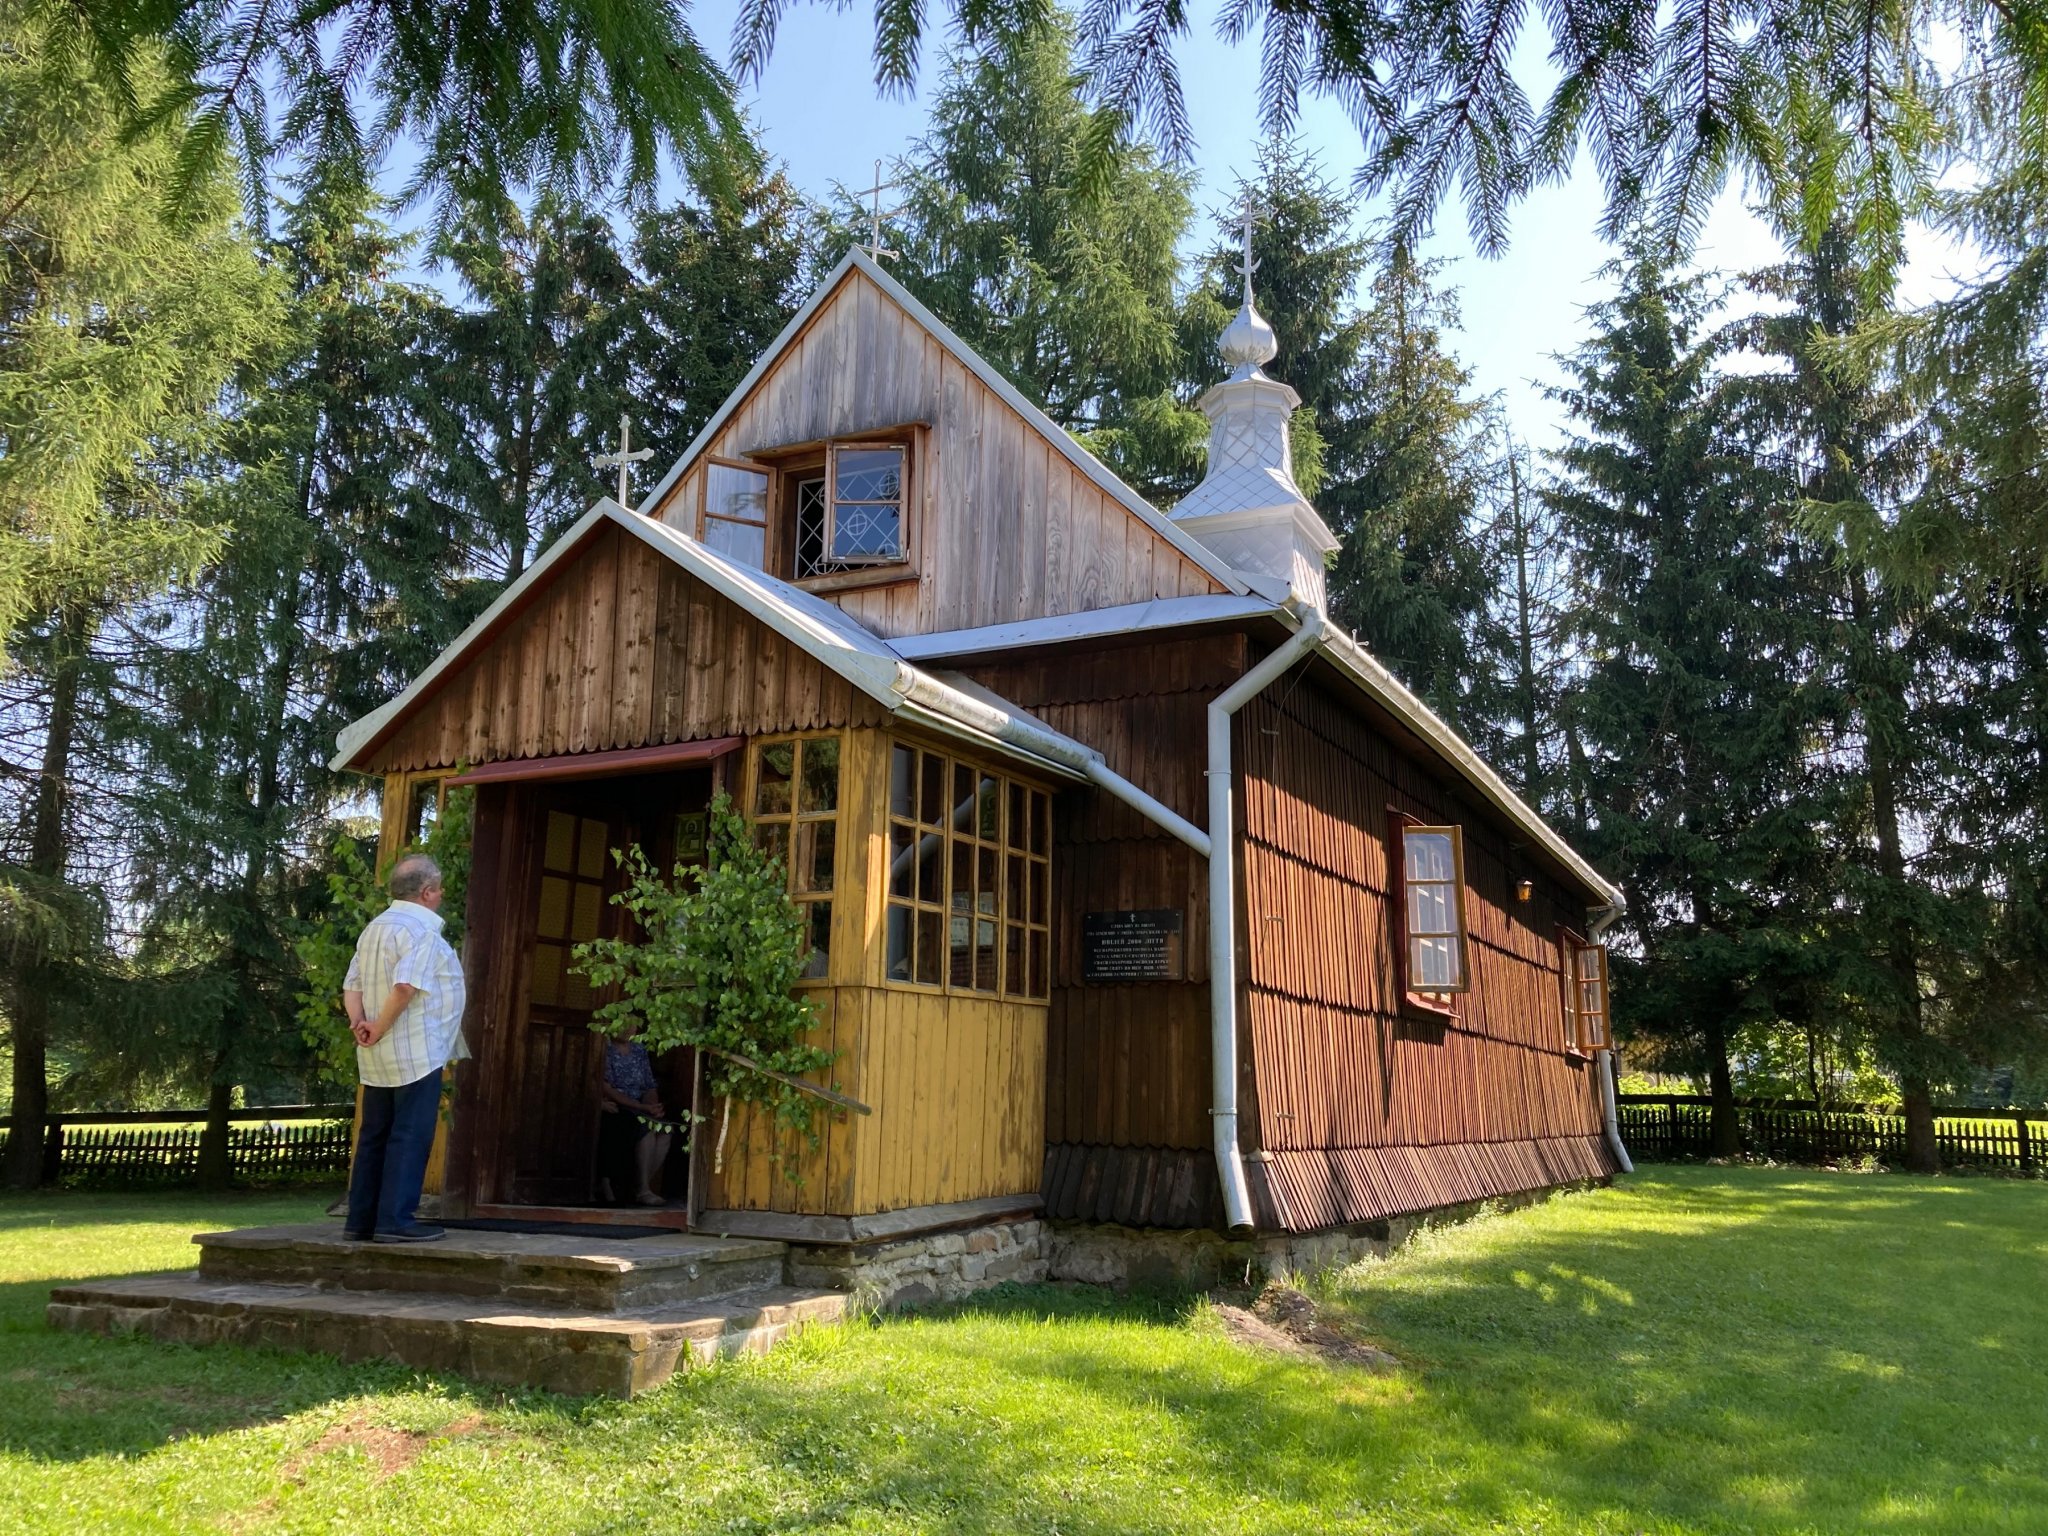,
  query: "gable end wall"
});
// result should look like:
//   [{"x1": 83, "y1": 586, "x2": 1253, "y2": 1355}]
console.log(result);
[{"x1": 646, "y1": 270, "x2": 1226, "y2": 640}]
